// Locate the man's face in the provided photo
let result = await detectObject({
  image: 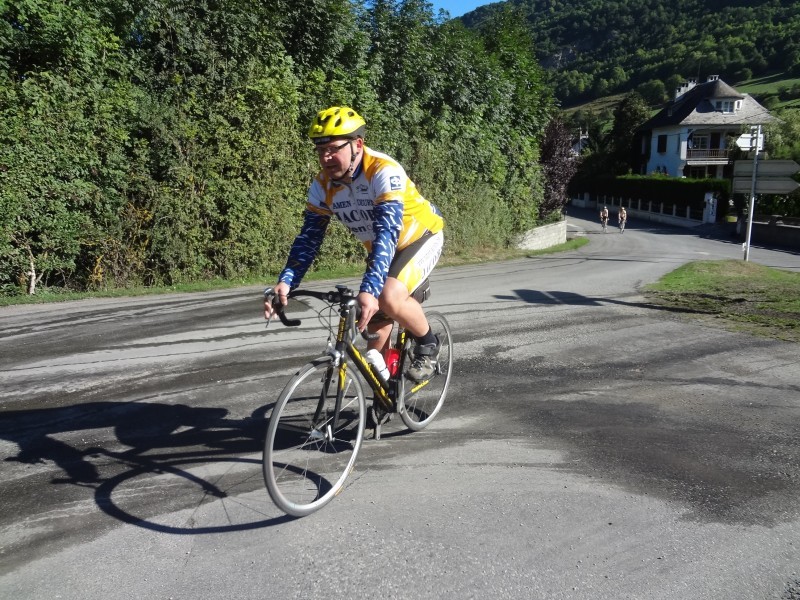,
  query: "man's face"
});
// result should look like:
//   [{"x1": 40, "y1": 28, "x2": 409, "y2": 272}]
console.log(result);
[{"x1": 315, "y1": 138, "x2": 362, "y2": 179}]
